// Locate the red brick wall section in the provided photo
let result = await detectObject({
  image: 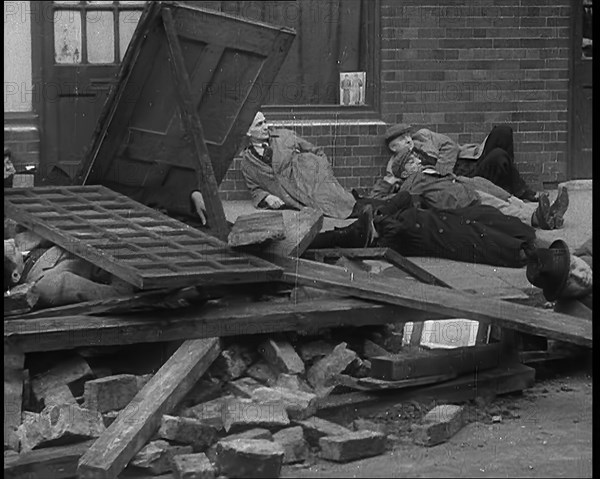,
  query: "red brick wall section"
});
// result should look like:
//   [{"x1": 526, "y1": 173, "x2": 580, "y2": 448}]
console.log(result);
[{"x1": 219, "y1": 0, "x2": 571, "y2": 200}]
